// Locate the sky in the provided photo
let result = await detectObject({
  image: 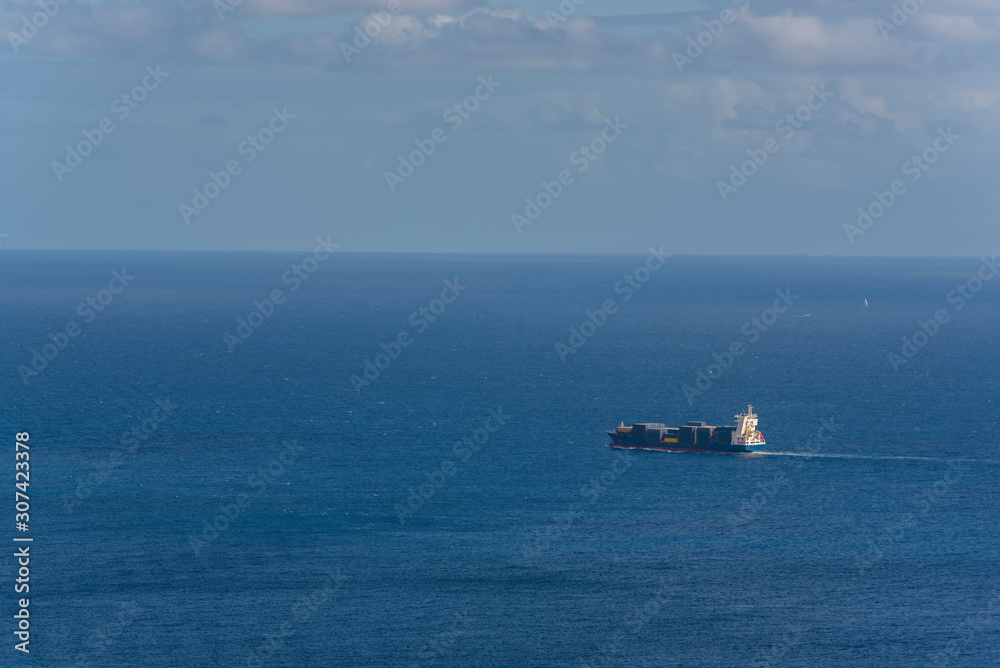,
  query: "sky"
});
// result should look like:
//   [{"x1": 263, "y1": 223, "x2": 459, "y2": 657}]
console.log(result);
[{"x1": 0, "y1": 0, "x2": 997, "y2": 254}]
